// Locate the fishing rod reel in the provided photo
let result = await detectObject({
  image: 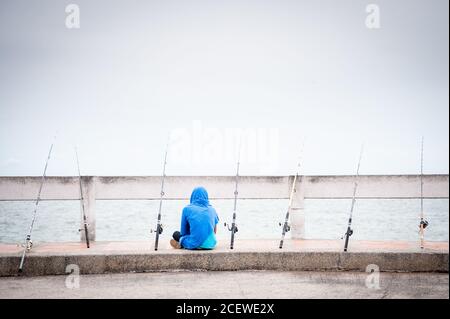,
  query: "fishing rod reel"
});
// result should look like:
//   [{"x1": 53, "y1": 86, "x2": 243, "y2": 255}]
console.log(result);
[
  {"x1": 18, "y1": 238, "x2": 33, "y2": 251},
  {"x1": 224, "y1": 222, "x2": 238, "y2": 234},
  {"x1": 24, "y1": 235, "x2": 33, "y2": 251},
  {"x1": 279, "y1": 222, "x2": 291, "y2": 233},
  {"x1": 341, "y1": 228, "x2": 353, "y2": 240},
  {"x1": 78, "y1": 224, "x2": 90, "y2": 233},
  {"x1": 150, "y1": 224, "x2": 164, "y2": 235},
  {"x1": 419, "y1": 219, "x2": 429, "y2": 230}
]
